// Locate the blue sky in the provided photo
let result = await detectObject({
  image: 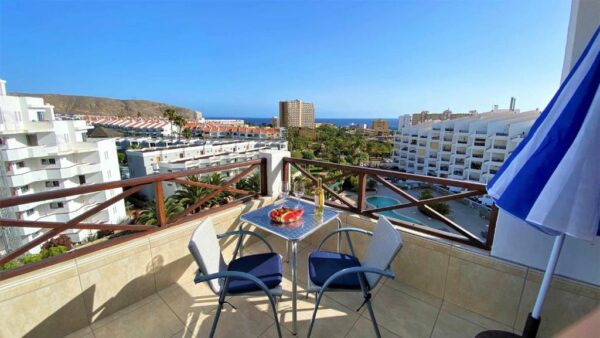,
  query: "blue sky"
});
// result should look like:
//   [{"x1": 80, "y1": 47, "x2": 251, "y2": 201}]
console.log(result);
[{"x1": 0, "y1": 0, "x2": 570, "y2": 118}]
